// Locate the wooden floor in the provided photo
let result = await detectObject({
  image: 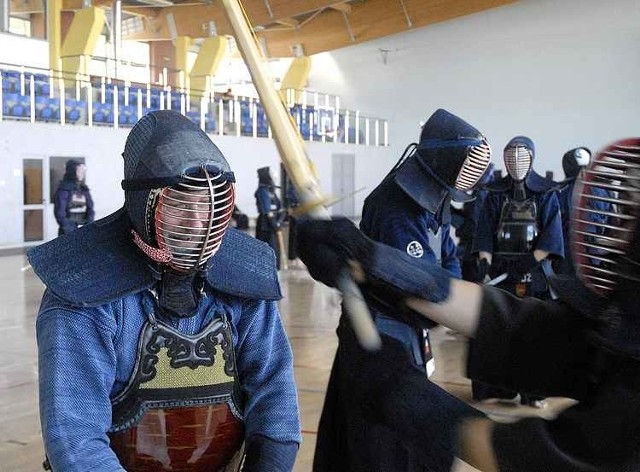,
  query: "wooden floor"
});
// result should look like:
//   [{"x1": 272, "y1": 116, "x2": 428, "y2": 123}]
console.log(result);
[{"x1": 0, "y1": 254, "x2": 571, "y2": 471}]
